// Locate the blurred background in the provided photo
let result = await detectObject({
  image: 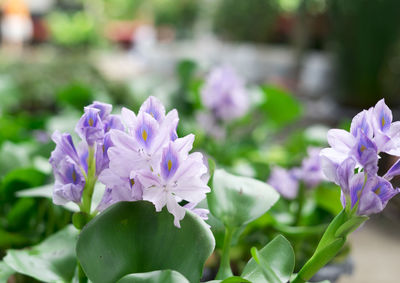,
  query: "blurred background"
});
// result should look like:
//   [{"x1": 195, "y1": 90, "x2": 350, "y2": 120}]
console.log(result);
[{"x1": 0, "y1": 0, "x2": 399, "y2": 282}]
